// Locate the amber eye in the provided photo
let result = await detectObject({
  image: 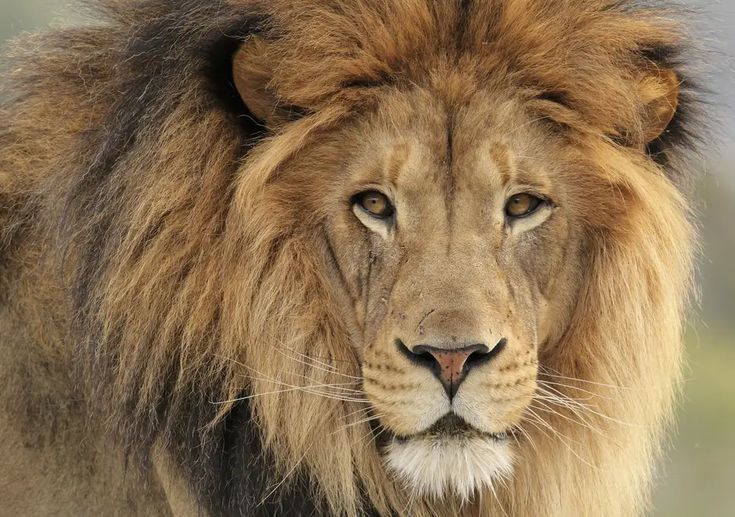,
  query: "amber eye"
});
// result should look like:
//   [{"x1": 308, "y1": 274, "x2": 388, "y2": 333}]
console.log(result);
[
  {"x1": 505, "y1": 193, "x2": 543, "y2": 218},
  {"x1": 354, "y1": 191, "x2": 394, "y2": 219}
]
